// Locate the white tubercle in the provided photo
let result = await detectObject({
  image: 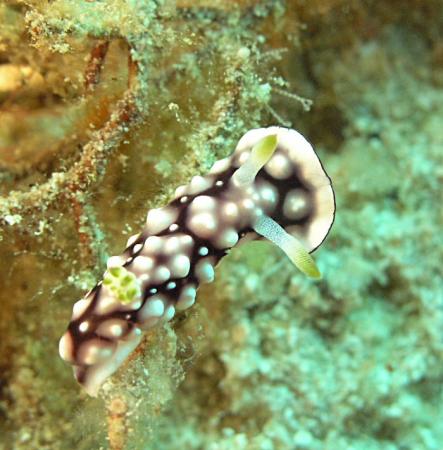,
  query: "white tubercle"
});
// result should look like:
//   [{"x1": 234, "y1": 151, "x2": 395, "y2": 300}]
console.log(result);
[
  {"x1": 96, "y1": 320, "x2": 126, "y2": 339},
  {"x1": 170, "y1": 254, "x2": 191, "y2": 278},
  {"x1": 59, "y1": 333, "x2": 73, "y2": 362},
  {"x1": 237, "y1": 150, "x2": 250, "y2": 166},
  {"x1": 188, "y1": 175, "x2": 212, "y2": 194},
  {"x1": 164, "y1": 236, "x2": 182, "y2": 254},
  {"x1": 153, "y1": 266, "x2": 171, "y2": 283},
  {"x1": 175, "y1": 185, "x2": 187, "y2": 198},
  {"x1": 126, "y1": 234, "x2": 139, "y2": 247},
  {"x1": 144, "y1": 236, "x2": 163, "y2": 254},
  {"x1": 179, "y1": 234, "x2": 194, "y2": 247},
  {"x1": 209, "y1": 157, "x2": 231, "y2": 174},
  {"x1": 283, "y1": 189, "x2": 309, "y2": 220},
  {"x1": 146, "y1": 207, "x2": 178, "y2": 234},
  {"x1": 78, "y1": 340, "x2": 114, "y2": 366},
  {"x1": 195, "y1": 259, "x2": 215, "y2": 283},
  {"x1": 166, "y1": 281, "x2": 176, "y2": 290},
  {"x1": 94, "y1": 288, "x2": 120, "y2": 315},
  {"x1": 176, "y1": 285, "x2": 197, "y2": 311},
  {"x1": 215, "y1": 228, "x2": 239, "y2": 249},
  {"x1": 121, "y1": 299, "x2": 142, "y2": 311},
  {"x1": 133, "y1": 243, "x2": 143, "y2": 254},
  {"x1": 139, "y1": 297, "x2": 165, "y2": 322},
  {"x1": 108, "y1": 323, "x2": 124, "y2": 337},
  {"x1": 265, "y1": 153, "x2": 292, "y2": 179},
  {"x1": 79, "y1": 321, "x2": 90, "y2": 333},
  {"x1": 107, "y1": 255, "x2": 125, "y2": 269},
  {"x1": 187, "y1": 213, "x2": 218, "y2": 238},
  {"x1": 221, "y1": 202, "x2": 239, "y2": 223},
  {"x1": 258, "y1": 182, "x2": 279, "y2": 211},
  {"x1": 139, "y1": 273, "x2": 150, "y2": 283},
  {"x1": 191, "y1": 195, "x2": 217, "y2": 212},
  {"x1": 163, "y1": 304, "x2": 175, "y2": 322},
  {"x1": 198, "y1": 246, "x2": 209, "y2": 256},
  {"x1": 132, "y1": 255, "x2": 154, "y2": 273},
  {"x1": 72, "y1": 298, "x2": 91, "y2": 320}
]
